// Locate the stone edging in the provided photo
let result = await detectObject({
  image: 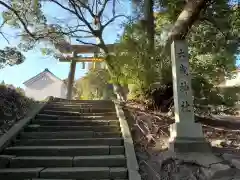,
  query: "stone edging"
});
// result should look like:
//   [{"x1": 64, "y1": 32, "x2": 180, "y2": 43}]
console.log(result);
[
  {"x1": 0, "y1": 96, "x2": 51, "y2": 153},
  {"x1": 114, "y1": 101, "x2": 141, "y2": 180}
]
